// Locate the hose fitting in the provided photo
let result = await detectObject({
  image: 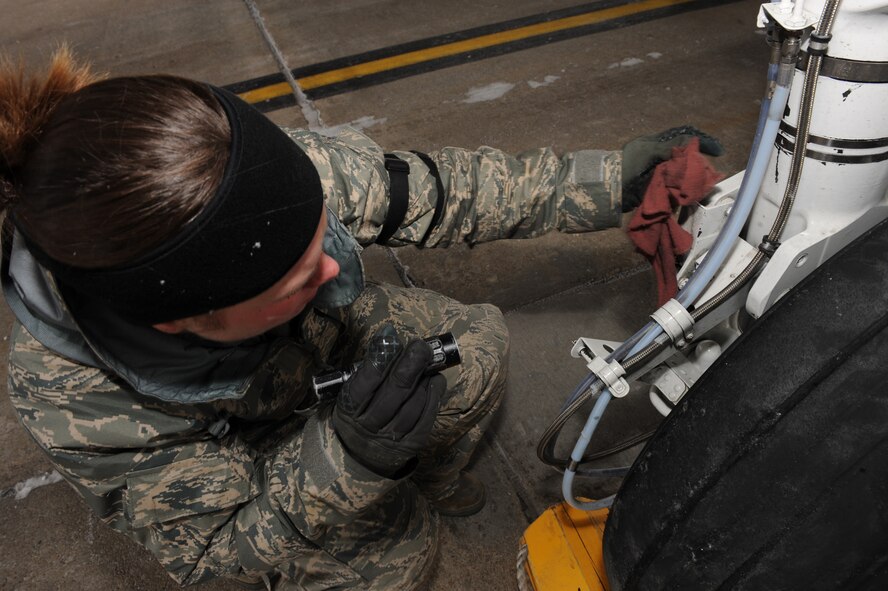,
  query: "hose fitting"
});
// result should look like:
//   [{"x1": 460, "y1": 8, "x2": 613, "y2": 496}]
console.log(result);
[
  {"x1": 777, "y1": 35, "x2": 802, "y2": 86},
  {"x1": 807, "y1": 32, "x2": 832, "y2": 56},
  {"x1": 759, "y1": 236, "x2": 781, "y2": 258}
]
